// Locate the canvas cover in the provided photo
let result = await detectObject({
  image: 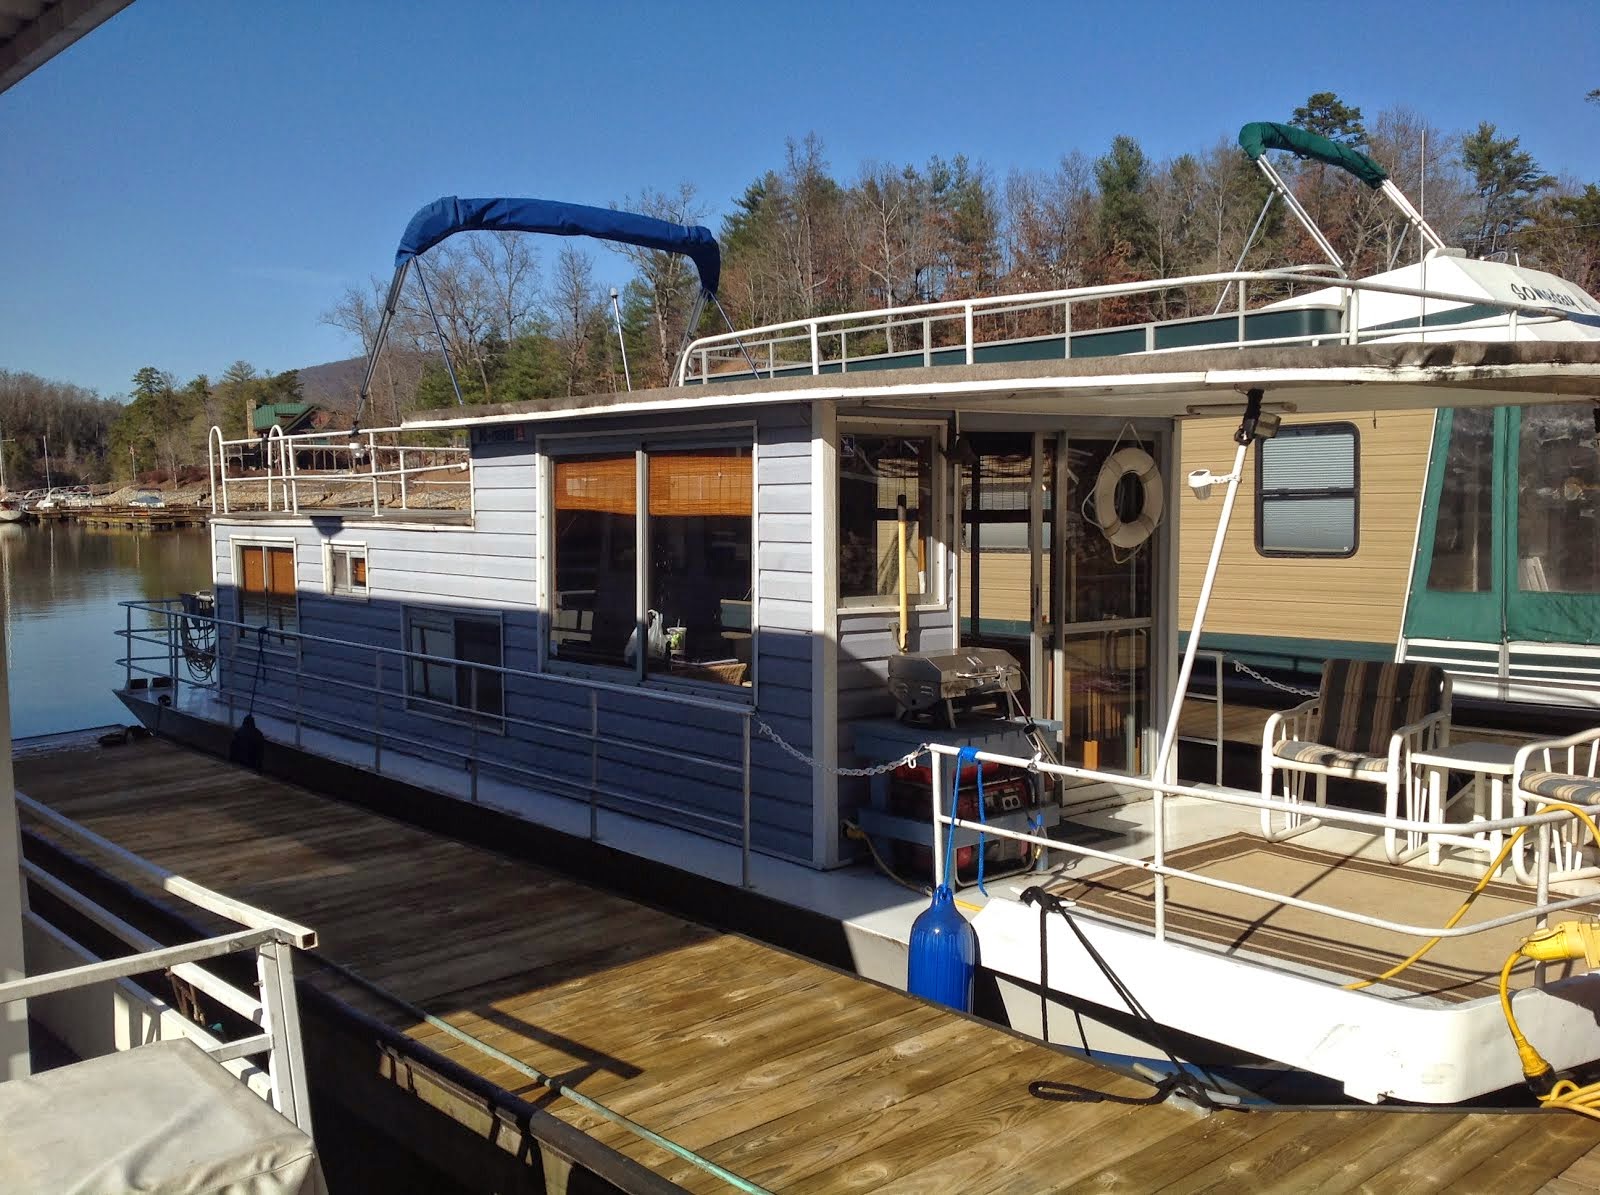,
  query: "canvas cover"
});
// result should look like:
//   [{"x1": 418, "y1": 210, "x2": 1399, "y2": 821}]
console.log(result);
[
  {"x1": 395, "y1": 195, "x2": 722, "y2": 294},
  {"x1": 1238, "y1": 121, "x2": 1389, "y2": 189},
  {"x1": 0, "y1": 1037, "x2": 326, "y2": 1195}
]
